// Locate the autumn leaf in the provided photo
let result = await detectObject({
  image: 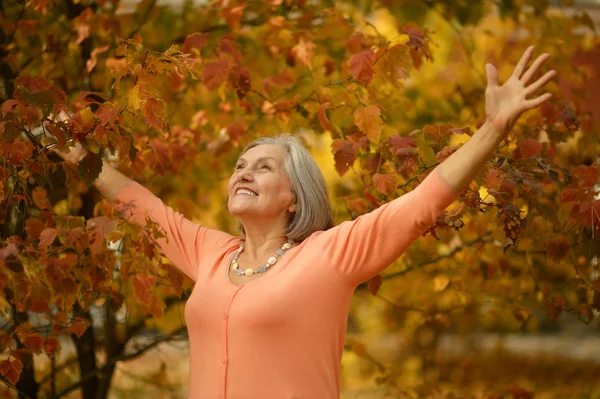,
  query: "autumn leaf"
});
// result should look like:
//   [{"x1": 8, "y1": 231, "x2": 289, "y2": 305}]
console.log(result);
[
  {"x1": 262, "y1": 70, "x2": 295, "y2": 92},
  {"x1": 142, "y1": 98, "x2": 168, "y2": 130},
  {"x1": 331, "y1": 139, "x2": 357, "y2": 176},
  {"x1": 375, "y1": 44, "x2": 412, "y2": 85},
  {"x1": 291, "y1": 37, "x2": 315, "y2": 70},
  {"x1": 354, "y1": 105, "x2": 382, "y2": 142},
  {"x1": 134, "y1": 274, "x2": 156, "y2": 304},
  {"x1": 373, "y1": 173, "x2": 397, "y2": 195},
  {"x1": 68, "y1": 318, "x2": 90, "y2": 338},
  {"x1": 38, "y1": 228, "x2": 58, "y2": 248},
  {"x1": 77, "y1": 152, "x2": 103, "y2": 186},
  {"x1": 23, "y1": 333, "x2": 44, "y2": 353},
  {"x1": 25, "y1": 218, "x2": 45, "y2": 241},
  {"x1": 203, "y1": 58, "x2": 230, "y2": 91},
  {"x1": 367, "y1": 274, "x2": 382, "y2": 295},
  {"x1": 222, "y1": 5, "x2": 246, "y2": 30},
  {"x1": 86, "y1": 45, "x2": 109, "y2": 73},
  {"x1": 43, "y1": 336, "x2": 61, "y2": 354},
  {"x1": 32, "y1": 186, "x2": 52, "y2": 210},
  {"x1": 0, "y1": 140, "x2": 34, "y2": 167},
  {"x1": 388, "y1": 135, "x2": 417, "y2": 156},
  {"x1": 183, "y1": 32, "x2": 208, "y2": 55},
  {"x1": 318, "y1": 103, "x2": 335, "y2": 133},
  {"x1": 0, "y1": 357, "x2": 23, "y2": 385},
  {"x1": 349, "y1": 50, "x2": 375, "y2": 84}
]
